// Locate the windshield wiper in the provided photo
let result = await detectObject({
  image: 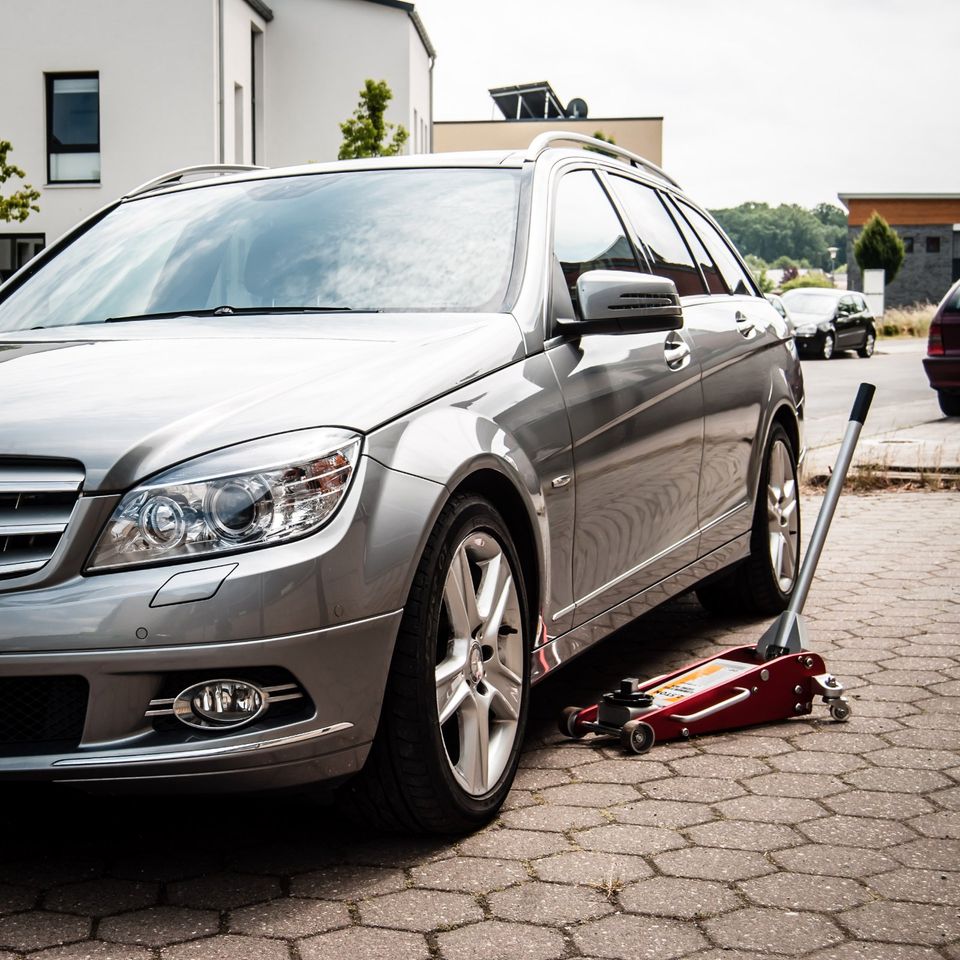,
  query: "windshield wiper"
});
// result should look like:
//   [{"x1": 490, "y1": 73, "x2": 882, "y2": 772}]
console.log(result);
[{"x1": 104, "y1": 305, "x2": 366, "y2": 323}]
